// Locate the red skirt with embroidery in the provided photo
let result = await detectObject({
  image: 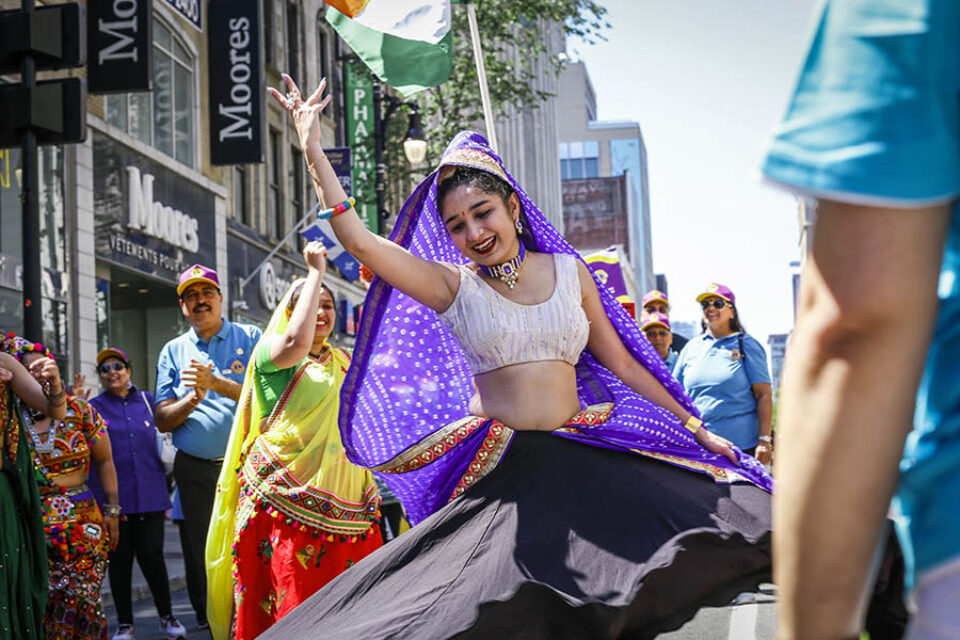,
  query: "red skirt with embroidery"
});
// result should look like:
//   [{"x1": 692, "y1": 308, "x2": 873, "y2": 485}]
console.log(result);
[{"x1": 233, "y1": 503, "x2": 382, "y2": 640}]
